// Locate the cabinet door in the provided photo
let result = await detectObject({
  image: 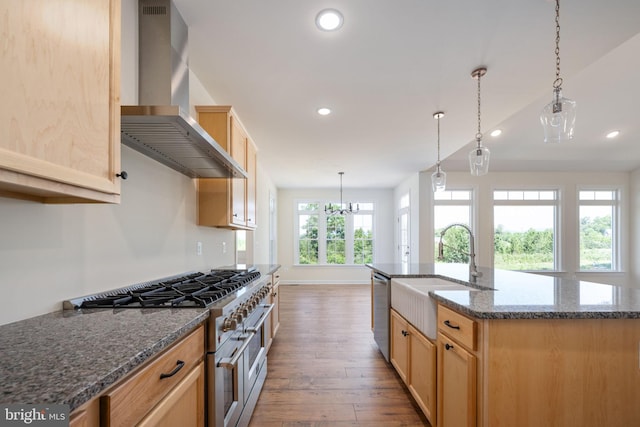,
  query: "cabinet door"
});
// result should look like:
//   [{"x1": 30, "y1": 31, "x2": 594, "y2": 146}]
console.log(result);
[
  {"x1": 138, "y1": 362, "x2": 205, "y2": 427},
  {"x1": 230, "y1": 117, "x2": 247, "y2": 226},
  {"x1": 246, "y1": 139, "x2": 257, "y2": 228},
  {"x1": 390, "y1": 309, "x2": 409, "y2": 383},
  {"x1": 271, "y1": 280, "x2": 281, "y2": 337},
  {"x1": 437, "y1": 332, "x2": 476, "y2": 427},
  {"x1": 409, "y1": 324, "x2": 436, "y2": 424},
  {"x1": 0, "y1": 0, "x2": 121, "y2": 203}
]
